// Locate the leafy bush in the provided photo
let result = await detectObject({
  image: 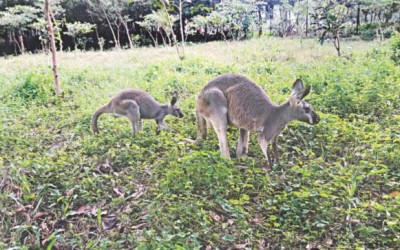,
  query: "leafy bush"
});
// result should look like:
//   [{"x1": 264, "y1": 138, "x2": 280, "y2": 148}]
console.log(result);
[
  {"x1": 383, "y1": 27, "x2": 396, "y2": 39},
  {"x1": 13, "y1": 69, "x2": 54, "y2": 104},
  {"x1": 359, "y1": 23, "x2": 378, "y2": 41},
  {"x1": 390, "y1": 33, "x2": 400, "y2": 64}
]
